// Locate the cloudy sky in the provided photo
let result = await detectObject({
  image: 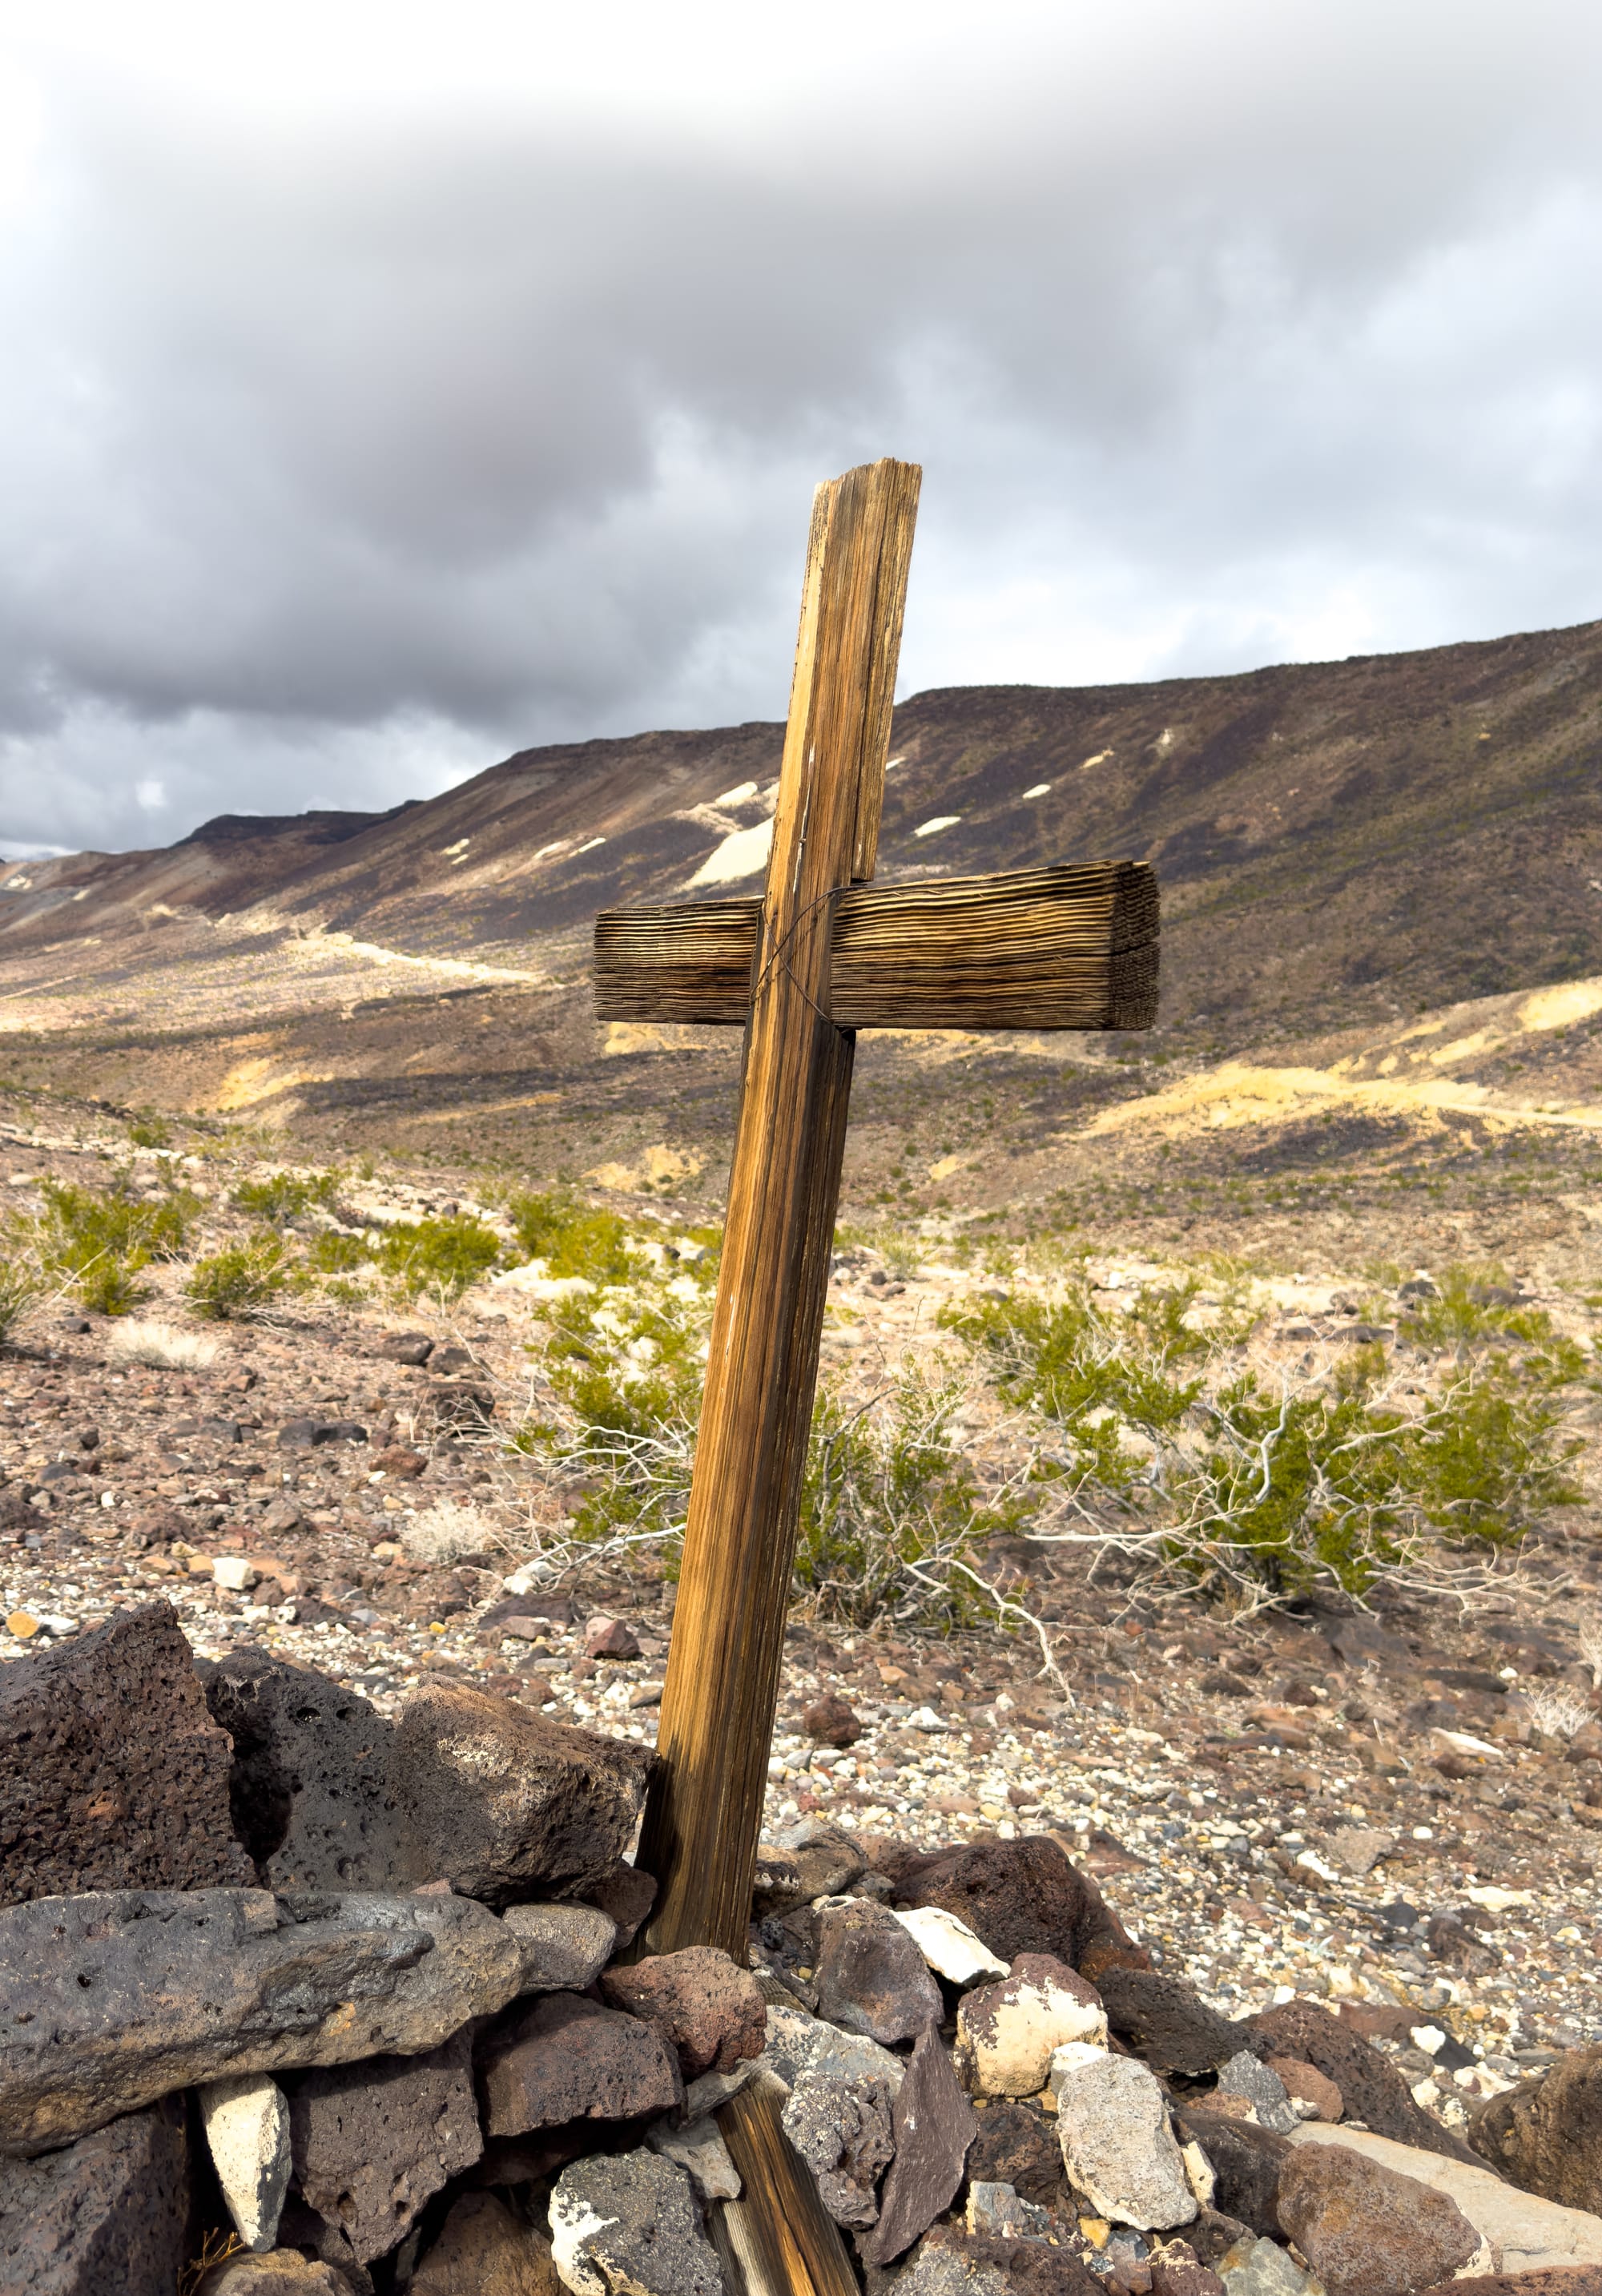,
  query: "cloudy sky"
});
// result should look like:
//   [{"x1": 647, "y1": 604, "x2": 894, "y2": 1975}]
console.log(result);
[{"x1": 3, "y1": 0, "x2": 1601, "y2": 856}]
